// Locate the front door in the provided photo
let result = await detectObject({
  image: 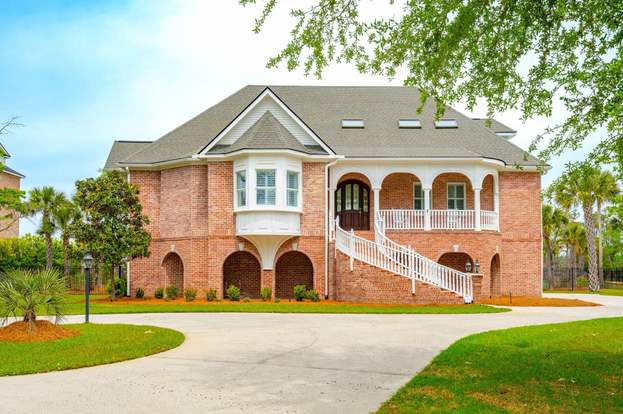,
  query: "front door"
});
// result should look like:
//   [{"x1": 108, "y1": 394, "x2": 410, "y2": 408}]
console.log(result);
[{"x1": 335, "y1": 180, "x2": 370, "y2": 230}]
